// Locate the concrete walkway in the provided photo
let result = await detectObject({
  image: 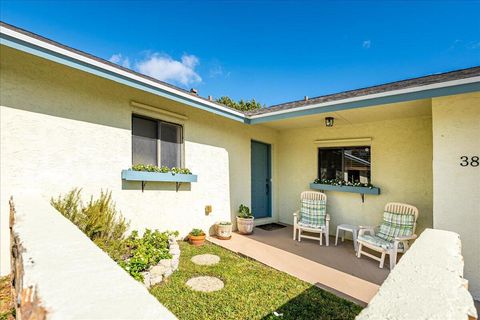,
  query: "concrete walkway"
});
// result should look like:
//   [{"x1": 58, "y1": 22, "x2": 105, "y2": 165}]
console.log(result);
[{"x1": 209, "y1": 230, "x2": 380, "y2": 305}]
